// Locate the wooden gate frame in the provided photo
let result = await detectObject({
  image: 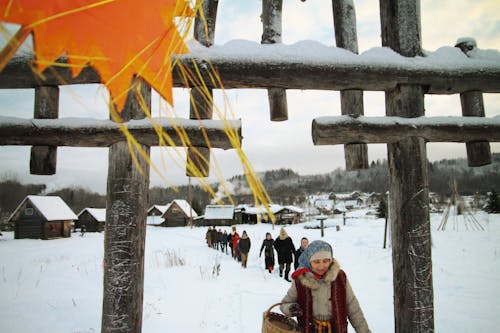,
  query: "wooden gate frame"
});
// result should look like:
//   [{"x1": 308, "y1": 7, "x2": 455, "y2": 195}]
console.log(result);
[{"x1": 1, "y1": 1, "x2": 500, "y2": 332}]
